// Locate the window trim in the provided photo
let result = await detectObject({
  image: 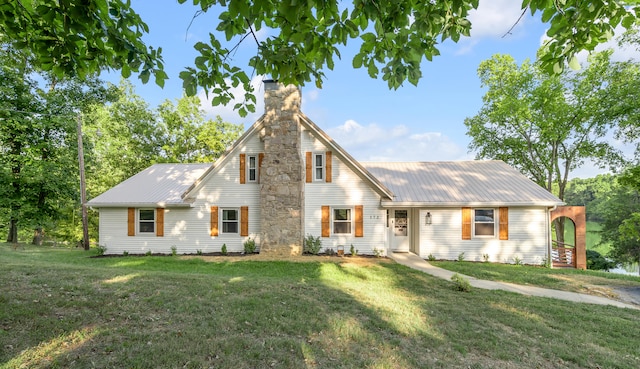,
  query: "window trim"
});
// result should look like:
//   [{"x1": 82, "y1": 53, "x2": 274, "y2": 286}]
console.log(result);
[
  {"x1": 221, "y1": 208, "x2": 240, "y2": 234},
  {"x1": 313, "y1": 153, "x2": 324, "y2": 182},
  {"x1": 332, "y1": 207, "x2": 352, "y2": 235},
  {"x1": 473, "y1": 208, "x2": 496, "y2": 237},
  {"x1": 247, "y1": 154, "x2": 258, "y2": 183},
  {"x1": 138, "y1": 208, "x2": 156, "y2": 234}
]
